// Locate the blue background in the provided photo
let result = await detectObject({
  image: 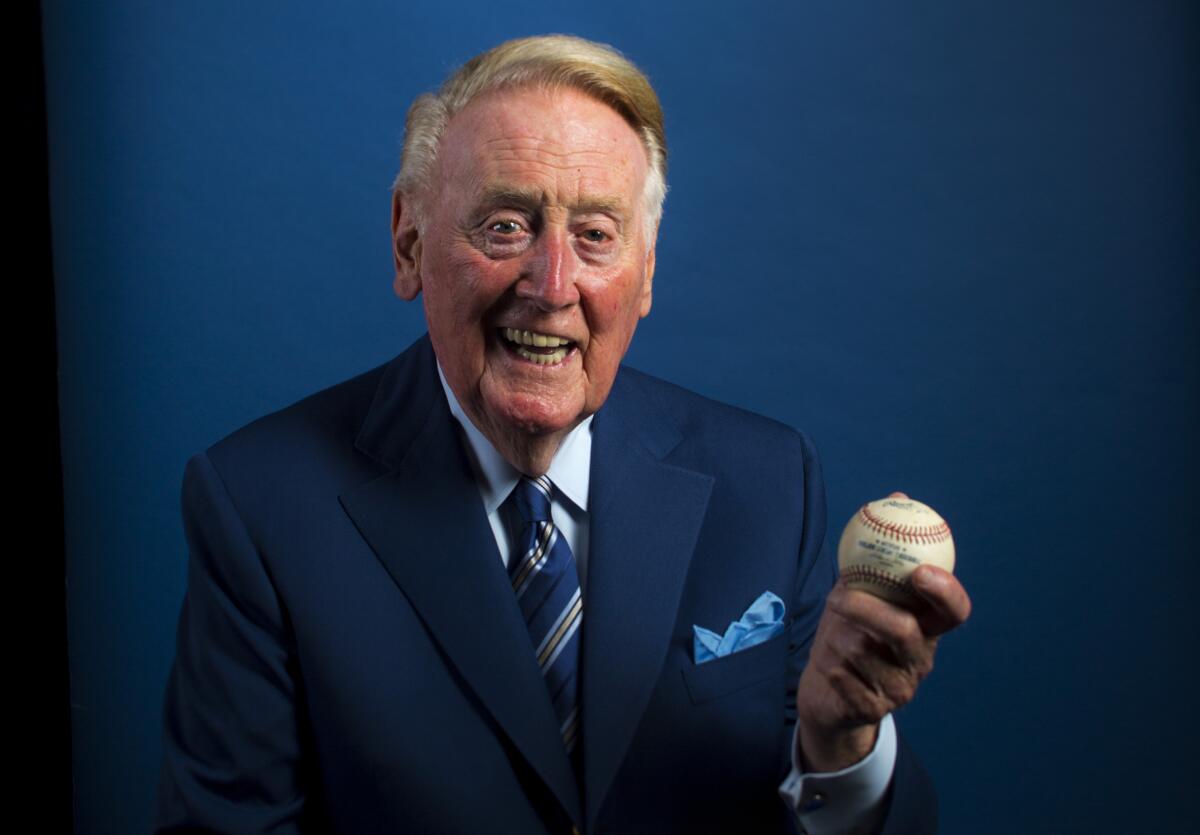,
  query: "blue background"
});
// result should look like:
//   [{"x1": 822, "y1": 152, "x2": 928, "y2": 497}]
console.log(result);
[{"x1": 44, "y1": 1, "x2": 1197, "y2": 832}]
